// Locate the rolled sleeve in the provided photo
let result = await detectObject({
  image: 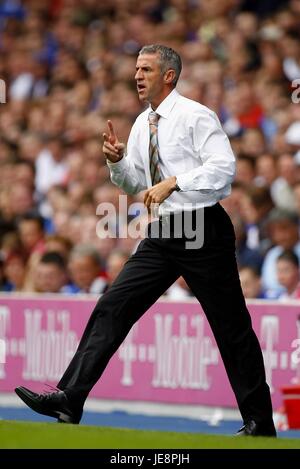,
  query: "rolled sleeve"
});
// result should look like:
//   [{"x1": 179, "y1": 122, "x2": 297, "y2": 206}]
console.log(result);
[
  {"x1": 176, "y1": 112, "x2": 236, "y2": 192},
  {"x1": 106, "y1": 121, "x2": 147, "y2": 195}
]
